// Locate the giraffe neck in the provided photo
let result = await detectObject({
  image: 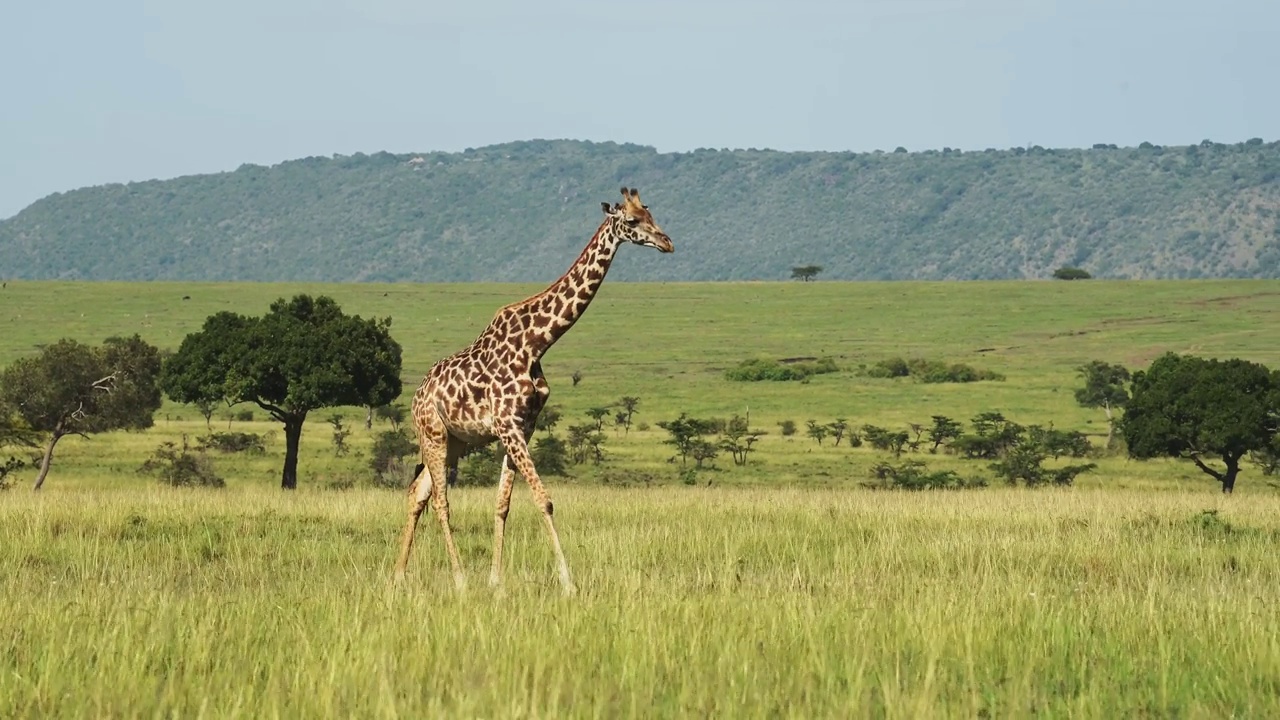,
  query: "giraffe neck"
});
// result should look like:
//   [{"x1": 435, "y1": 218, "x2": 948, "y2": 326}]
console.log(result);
[{"x1": 516, "y1": 220, "x2": 622, "y2": 360}]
